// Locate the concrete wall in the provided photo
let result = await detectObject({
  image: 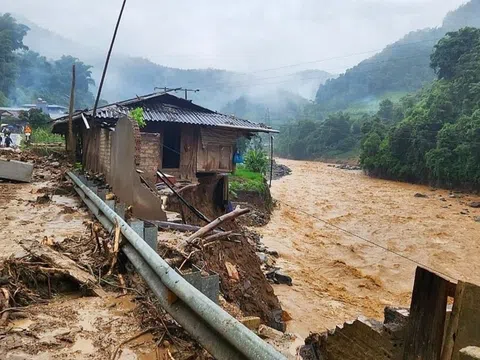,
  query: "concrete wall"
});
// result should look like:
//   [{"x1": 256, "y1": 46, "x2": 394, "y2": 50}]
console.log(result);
[{"x1": 139, "y1": 132, "x2": 161, "y2": 184}]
